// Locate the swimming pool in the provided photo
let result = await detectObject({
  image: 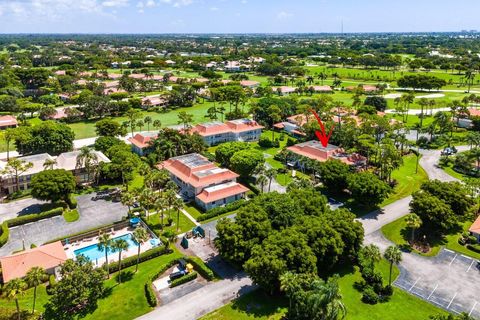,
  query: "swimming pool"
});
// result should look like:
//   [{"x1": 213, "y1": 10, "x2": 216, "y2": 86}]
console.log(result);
[{"x1": 74, "y1": 233, "x2": 139, "y2": 262}]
